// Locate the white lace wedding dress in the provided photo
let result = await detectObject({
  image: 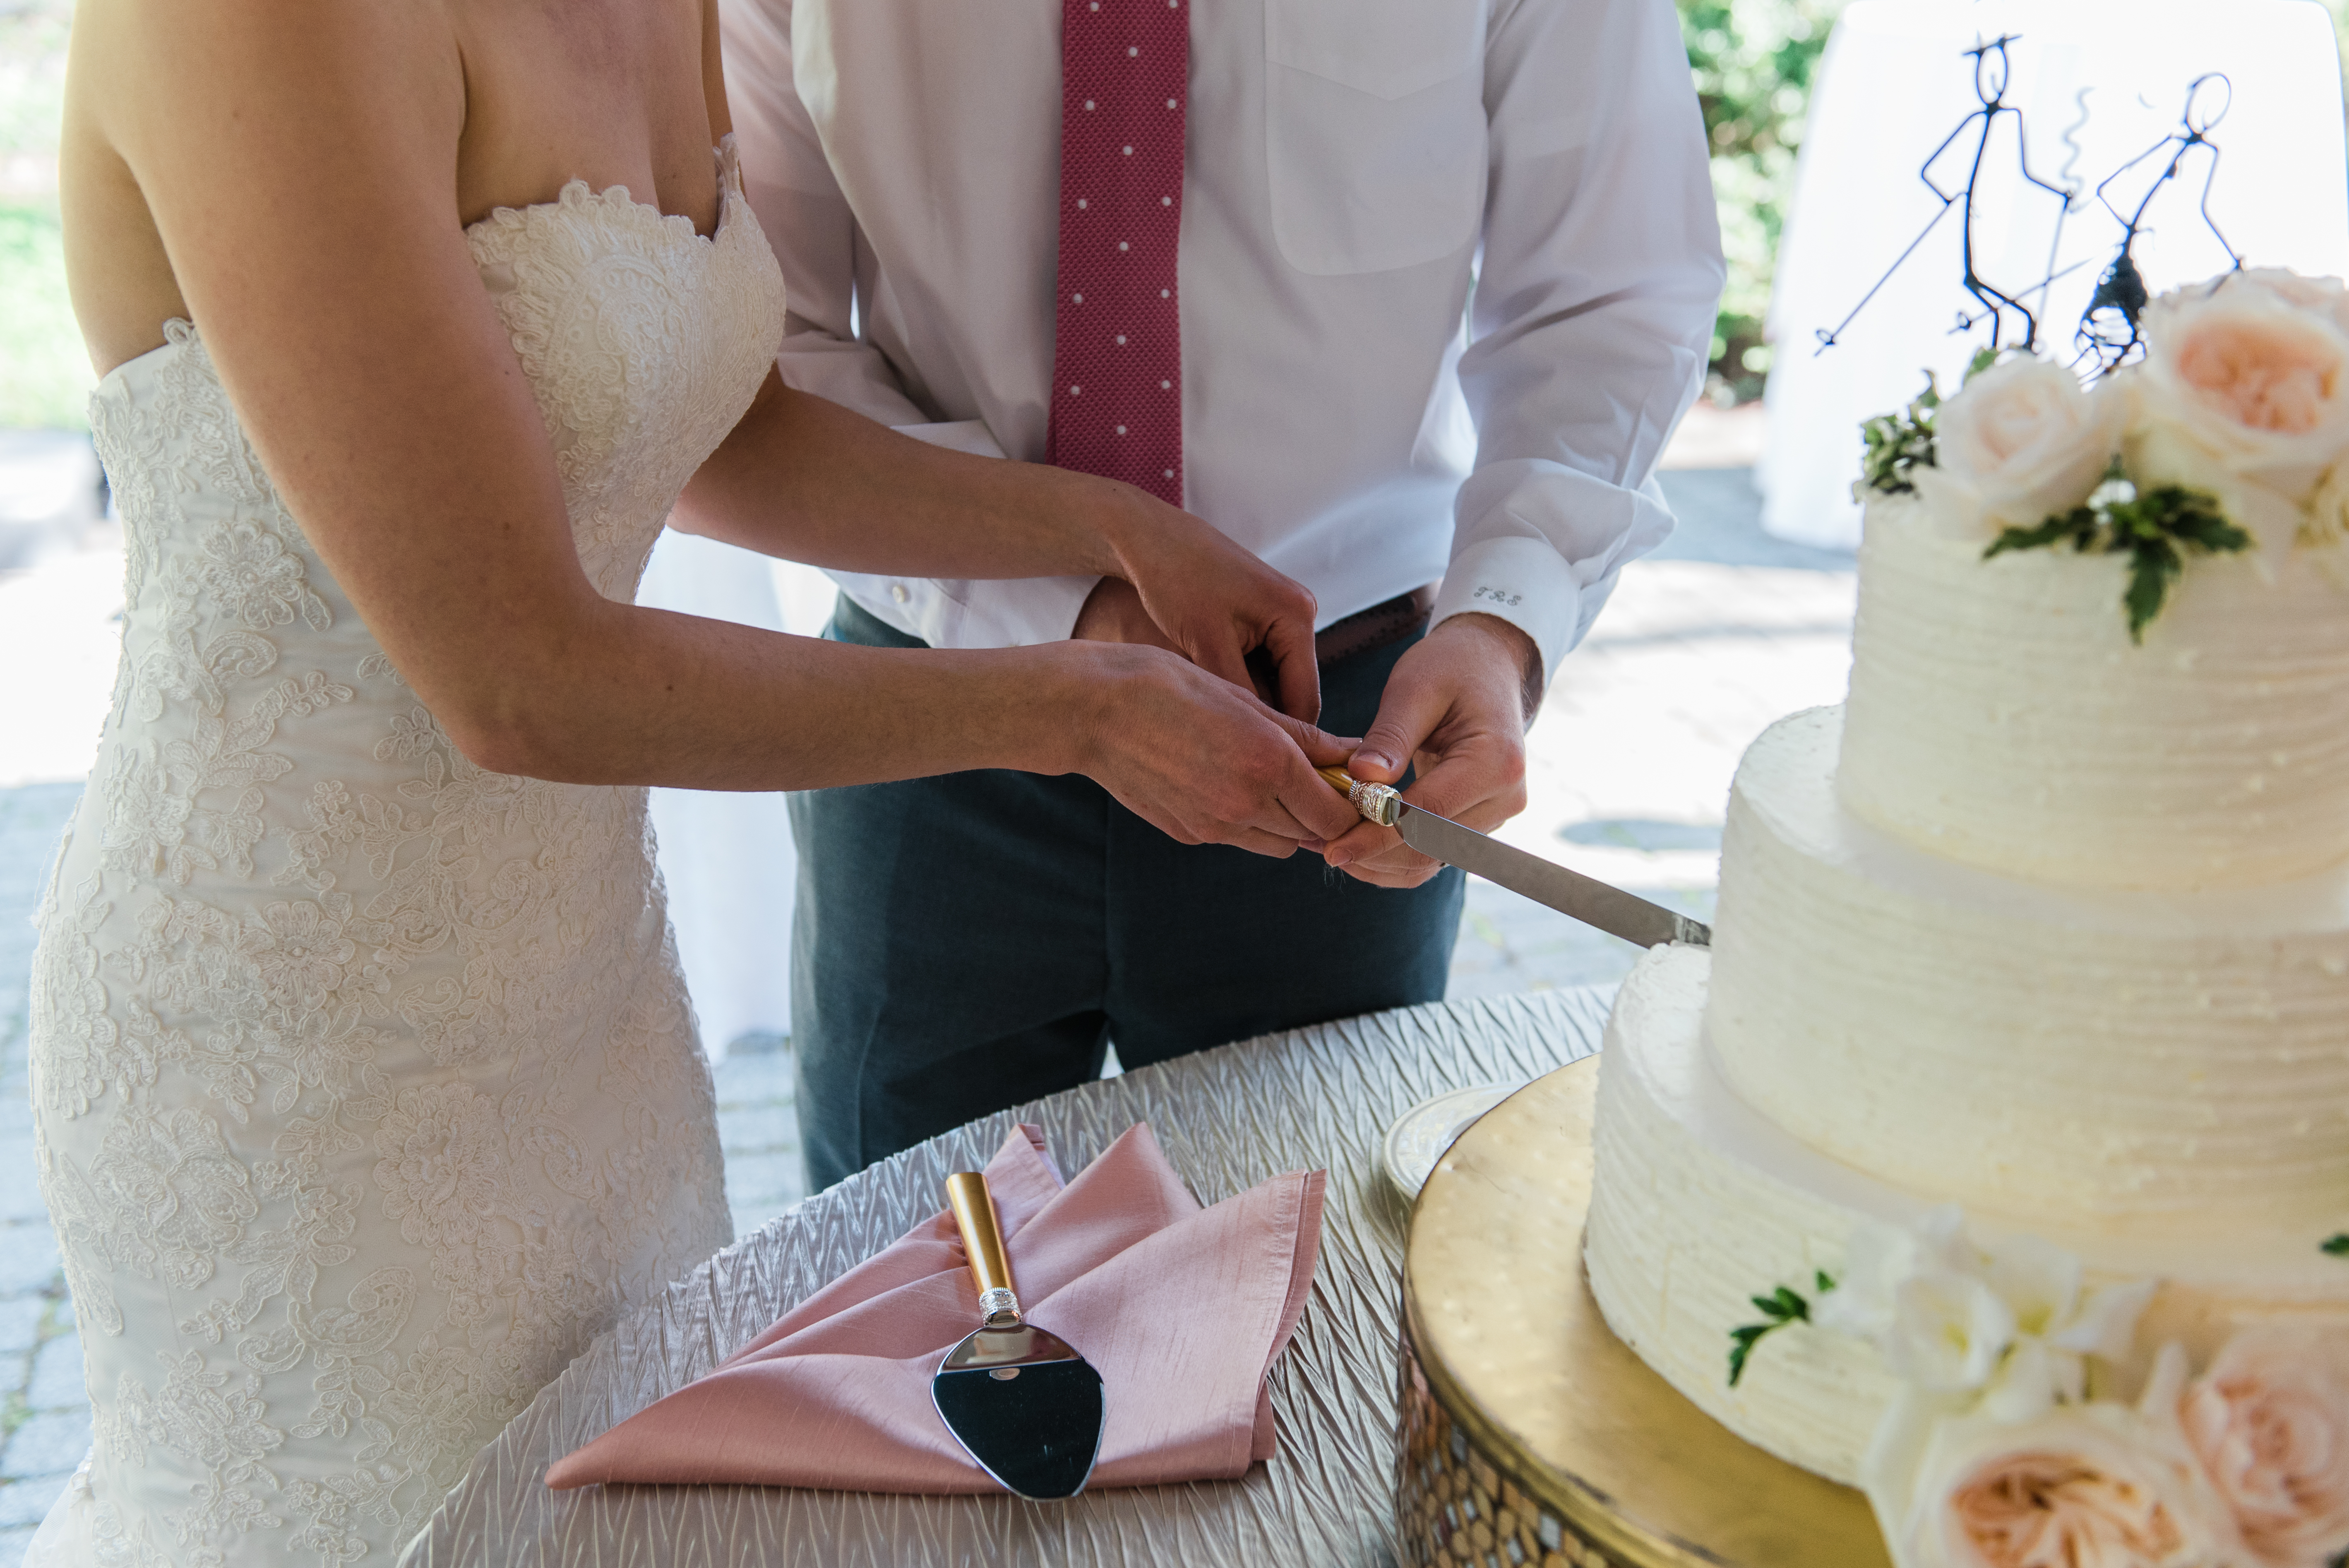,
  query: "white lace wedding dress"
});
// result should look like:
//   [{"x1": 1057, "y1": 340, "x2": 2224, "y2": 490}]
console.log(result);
[{"x1": 26, "y1": 139, "x2": 785, "y2": 1566}]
